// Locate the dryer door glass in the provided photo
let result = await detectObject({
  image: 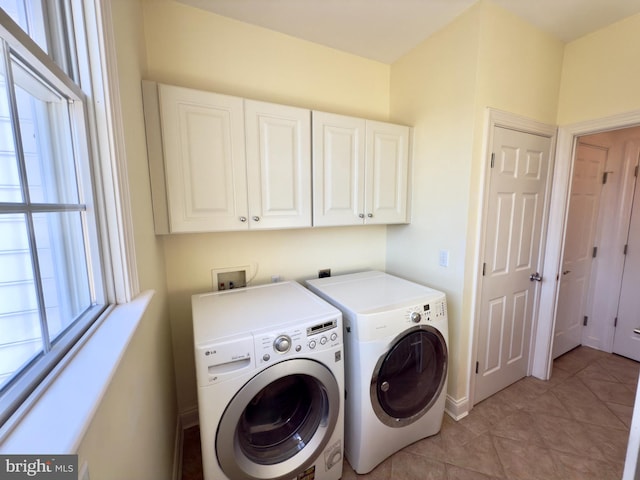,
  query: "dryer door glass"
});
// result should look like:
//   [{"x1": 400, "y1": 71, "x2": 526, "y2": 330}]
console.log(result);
[
  {"x1": 238, "y1": 374, "x2": 327, "y2": 465},
  {"x1": 373, "y1": 327, "x2": 447, "y2": 425}
]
